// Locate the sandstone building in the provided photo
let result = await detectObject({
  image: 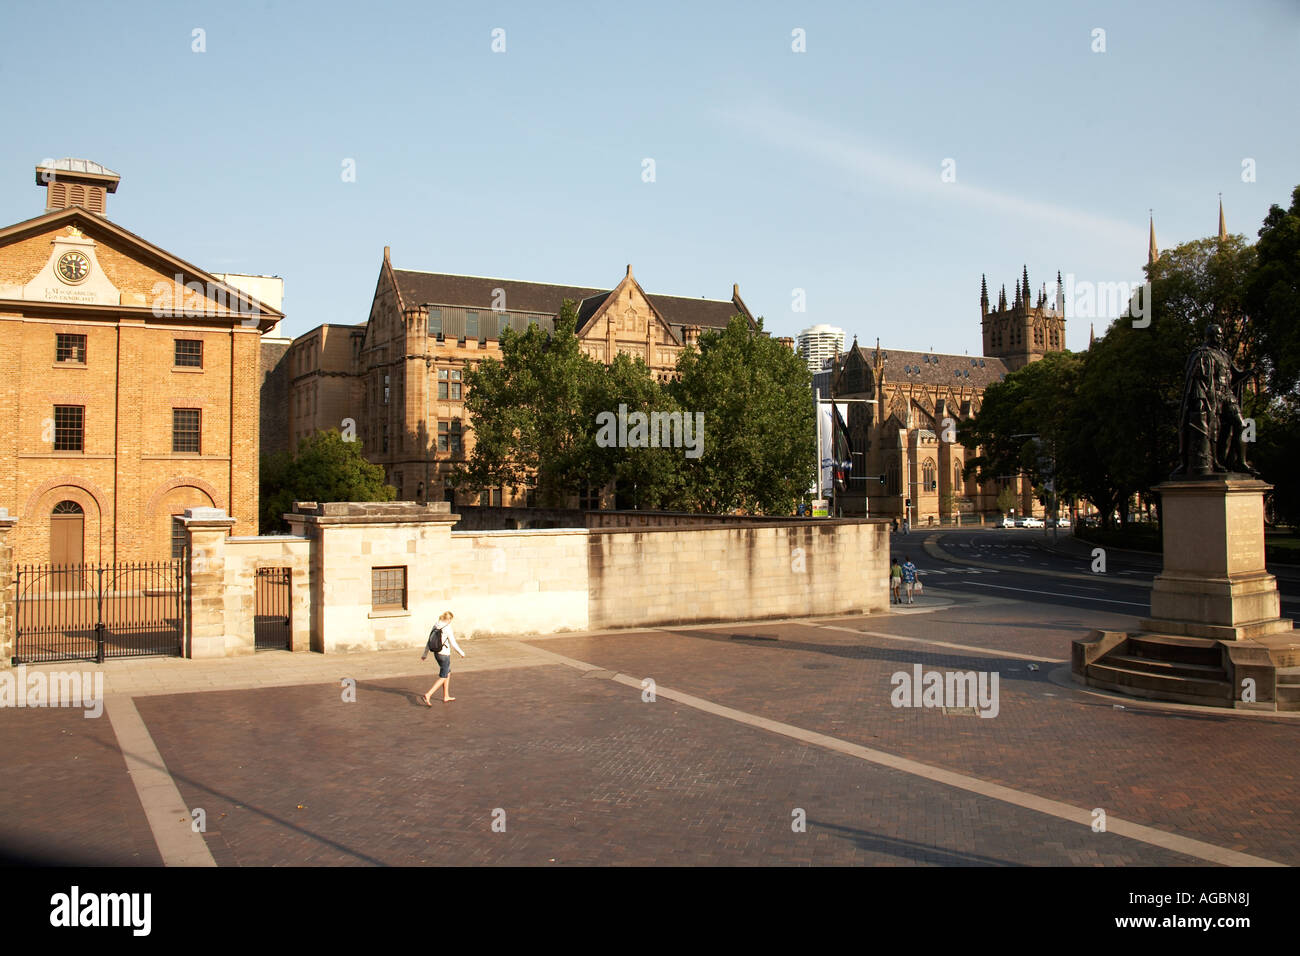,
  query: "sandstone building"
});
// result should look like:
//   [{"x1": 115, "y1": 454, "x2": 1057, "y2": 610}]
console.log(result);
[
  {"x1": 829, "y1": 268, "x2": 1066, "y2": 524},
  {"x1": 285, "y1": 250, "x2": 761, "y2": 507},
  {"x1": 0, "y1": 160, "x2": 281, "y2": 565}
]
